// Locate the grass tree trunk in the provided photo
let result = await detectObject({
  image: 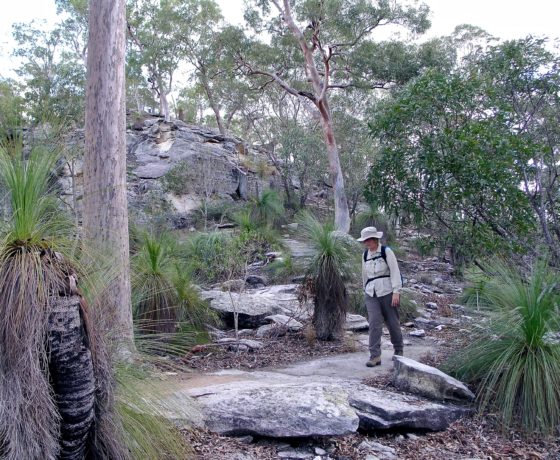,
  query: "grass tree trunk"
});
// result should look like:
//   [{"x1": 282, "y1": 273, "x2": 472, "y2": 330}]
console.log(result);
[
  {"x1": 84, "y1": 0, "x2": 134, "y2": 351},
  {"x1": 48, "y1": 295, "x2": 95, "y2": 460}
]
